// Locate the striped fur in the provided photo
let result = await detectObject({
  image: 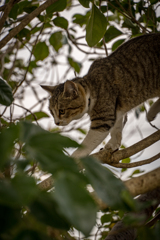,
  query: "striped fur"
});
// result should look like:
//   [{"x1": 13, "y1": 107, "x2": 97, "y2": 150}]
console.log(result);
[{"x1": 41, "y1": 33, "x2": 160, "y2": 158}]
